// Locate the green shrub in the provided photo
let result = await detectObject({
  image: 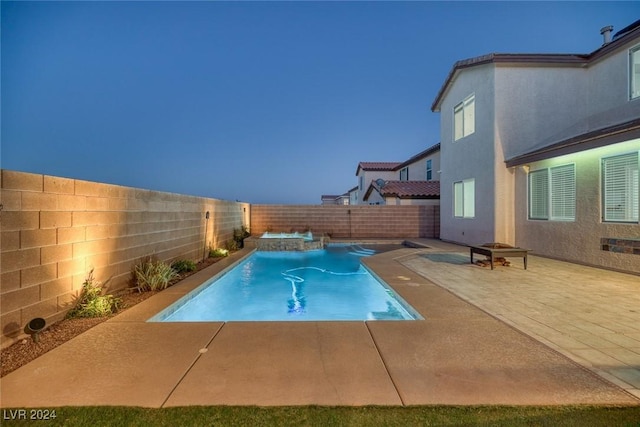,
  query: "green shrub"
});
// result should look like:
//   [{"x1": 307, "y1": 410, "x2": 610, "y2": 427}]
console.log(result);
[
  {"x1": 67, "y1": 270, "x2": 121, "y2": 318},
  {"x1": 225, "y1": 239, "x2": 239, "y2": 251},
  {"x1": 134, "y1": 257, "x2": 178, "y2": 292},
  {"x1": 234, "y1": 225, "x2": 250, "y2": 240},
  {"x1": 171, "y1": 259, "x2": 197, "y2": 274},
  {"x1": 232, "y1": 226, "x2": 250, "y2": 248},
  {"x1": 209, "y1": 247, "x2": 229, "y2": 258}
]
